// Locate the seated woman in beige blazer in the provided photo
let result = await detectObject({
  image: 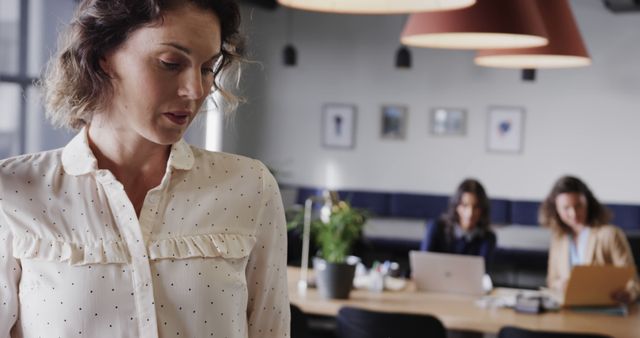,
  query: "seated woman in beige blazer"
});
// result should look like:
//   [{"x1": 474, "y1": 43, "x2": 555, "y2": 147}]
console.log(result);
[{"x1": 539, "y1": 175, "x2": 639, "y2": 303}]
